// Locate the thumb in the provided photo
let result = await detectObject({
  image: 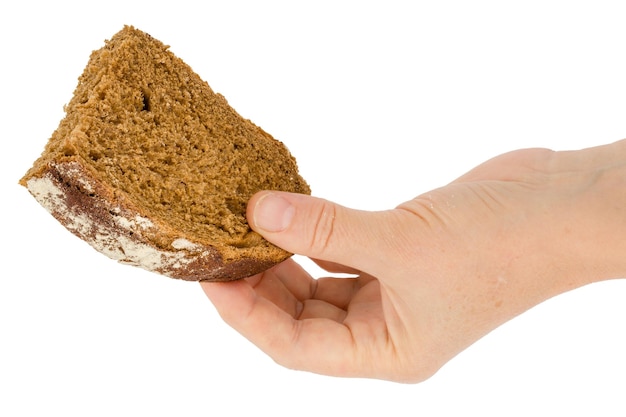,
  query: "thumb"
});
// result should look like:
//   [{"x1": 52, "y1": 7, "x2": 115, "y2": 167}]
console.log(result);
[{"x1": 247, "y1": 191, "x2": 406, "y2": 274}]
